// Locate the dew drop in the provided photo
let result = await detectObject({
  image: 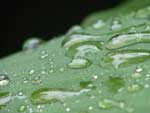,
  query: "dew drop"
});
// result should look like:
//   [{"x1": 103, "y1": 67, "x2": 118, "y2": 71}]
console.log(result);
[
  {"x1": 127, "y1": 84, "x2": 143, "y2": 92},
  {"x1": 68, "y1": 59, "x2": 92, "y2": 69},
  {"x1": 0, "y1": 74, "x2": 9, "y2": 87},
  {"x1": 18, "y1": 105, "x2": 27, "y2": 112},
  {"x1": 111, "y1": 20, "x2": 122, "y2": 31},
  {"x1": 66, "y1": 107, "x2": 71, "y2": 112},
  {"x1": 93, "y1": 19, "x2": 106, "y2": 29},
  {"x1": 80, "y1": 81, "x2": 94, "y2": 89},
  {"x1": 98, "y1": 99, "x2": 113, "y2": 109},
  {"x1": 135, "y1": 7, "x2": 150, "y2": 18},
  {"x1": 23, "y1": 37, "x2": 43, "y2": 50}
]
